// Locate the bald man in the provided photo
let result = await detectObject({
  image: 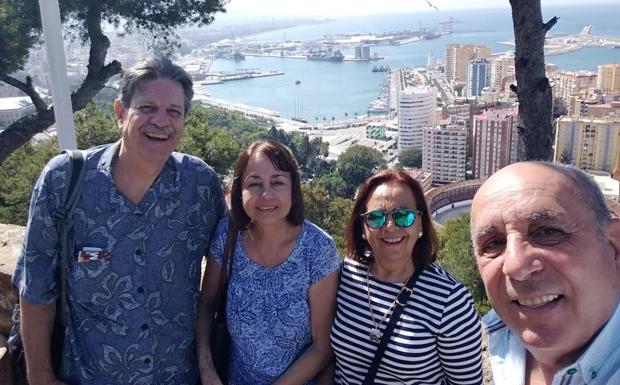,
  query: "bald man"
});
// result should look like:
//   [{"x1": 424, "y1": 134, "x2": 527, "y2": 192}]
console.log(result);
[{"x1": 470, "y1": 162, "x2": 620, "y2": 385}]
